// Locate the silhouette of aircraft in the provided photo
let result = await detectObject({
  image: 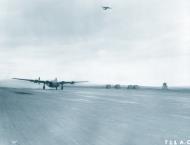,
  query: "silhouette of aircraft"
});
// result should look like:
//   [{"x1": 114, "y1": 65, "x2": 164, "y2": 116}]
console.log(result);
[
  {"x1": 13, "y1": 77, "x2": 88, "y2": 90},
  {"x1": 102, "y1": 6, "x2": 111, "y2": 10}
]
